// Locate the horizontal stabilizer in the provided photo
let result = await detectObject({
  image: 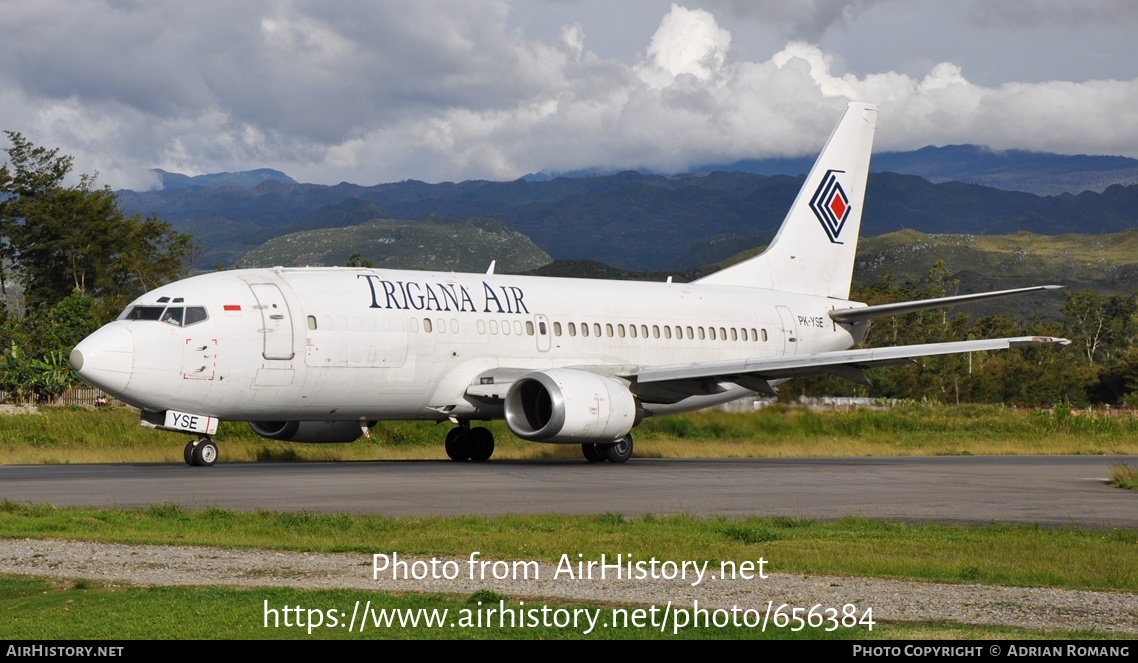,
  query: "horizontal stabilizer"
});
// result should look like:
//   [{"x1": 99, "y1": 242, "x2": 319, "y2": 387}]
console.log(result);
[
  {"x1": 829, "y1": 286, "x2": 1063, "y2": 324},
  {"x1": 633, "y1": 336, "x2": 1070, "y2": 386}
]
